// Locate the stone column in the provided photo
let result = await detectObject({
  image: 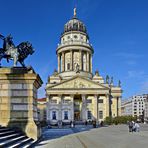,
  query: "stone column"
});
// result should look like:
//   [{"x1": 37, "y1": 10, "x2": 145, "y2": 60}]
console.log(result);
[
  {"x1": 86, "y1": 52, "x2": 89, "y2": 72},
  {"x1": 58, "y1": 95, "x2": 62, "y2": 121},
  {"x1": 46, "y1": 95, "x2": 50, "y2": 122},
  {"x1": 90, "y1": 54, "x2": 92, "y2": 73},
  {"x1": 105, "y1": 94, "x2": 110, "y2": 117},
  {"x1": 70, "y1": 95, "x2": 74, "y2": 121},
  {"x1": 79, "y1": 50, "x2": 82, "y2": 70},
  {"x1": 62, "y1": 52, "x2": 65, "y2": 72},
  {"x1": 117, "y1": 97, "x2": 121, "y2": 116},
  {"x1": 97, "y1": 95, "x2": 100, "y2": 121},
  {"x1": 94, "y1": 95, "x2": 98, "y2": 121},
  {"x1": 82, "y1": 95, "x2": 87, "y2": 121},
  {"x1": 70, "y1": 50, "x2": 73, "y2": 71},
  {"x1": 0, "y1": 67, "x2": 43, "y2": 140},
  {"x1": 58, "y1": 54, "x2": 61, "y2": 73}
]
